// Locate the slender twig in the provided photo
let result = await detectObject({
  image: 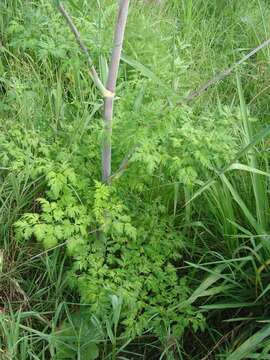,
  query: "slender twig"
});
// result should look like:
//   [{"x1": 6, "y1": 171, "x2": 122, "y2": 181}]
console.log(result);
[
  {"x1": 102, "y1": 0, "x2": 130, "y2": 182},
  {"x1": 110, "y1": 144, "x2": 139, "y2": 180},
  {"x1": 183, "y1": 38, "x2": 270, "y2": 102},
  {"x1": 200, "y1": 320, "x2": 248, "y2": 360},
  {"x1": 58, "y1": 2, "x2": 107, "y2": 96},
  {"x1": 112, "y1": 38, "x2": 270, "y2": 180}
]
